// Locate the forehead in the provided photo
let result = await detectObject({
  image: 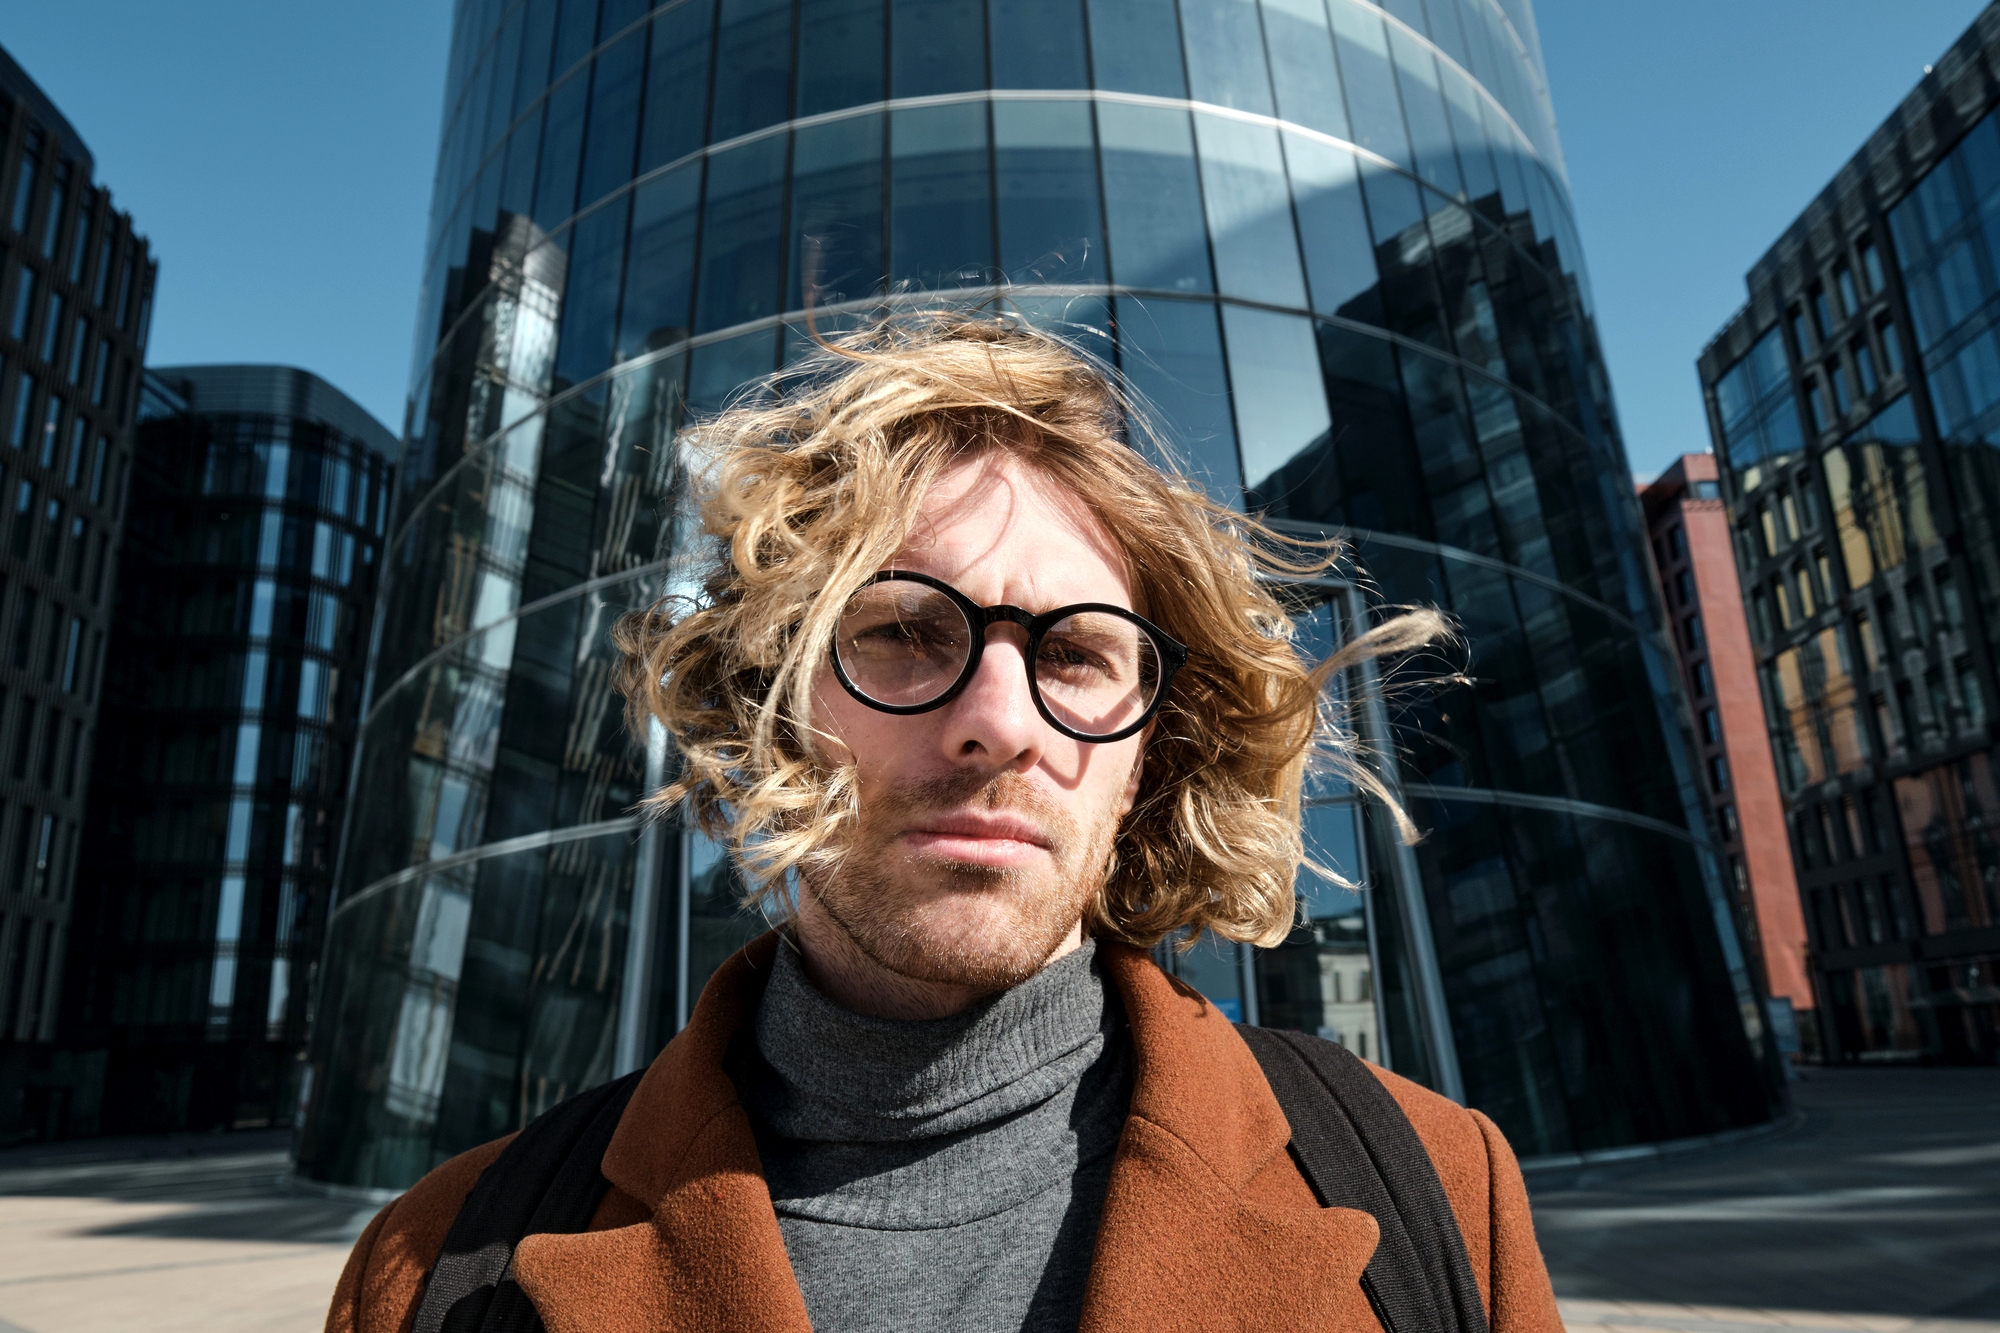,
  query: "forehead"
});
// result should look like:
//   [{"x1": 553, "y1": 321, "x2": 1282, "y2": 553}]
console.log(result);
[{"x1": 890, "y1": 453, "x2": 1135, "y2": 611}]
